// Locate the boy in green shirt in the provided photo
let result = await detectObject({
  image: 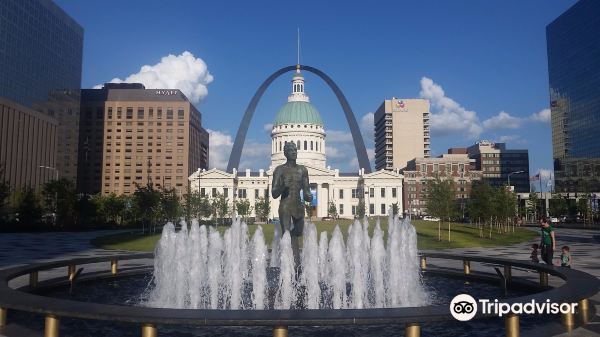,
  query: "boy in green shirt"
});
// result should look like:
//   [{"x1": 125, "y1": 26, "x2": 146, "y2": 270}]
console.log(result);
[{"x1": 540, "y1": 216, "x2": 556, "y2": 265}]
